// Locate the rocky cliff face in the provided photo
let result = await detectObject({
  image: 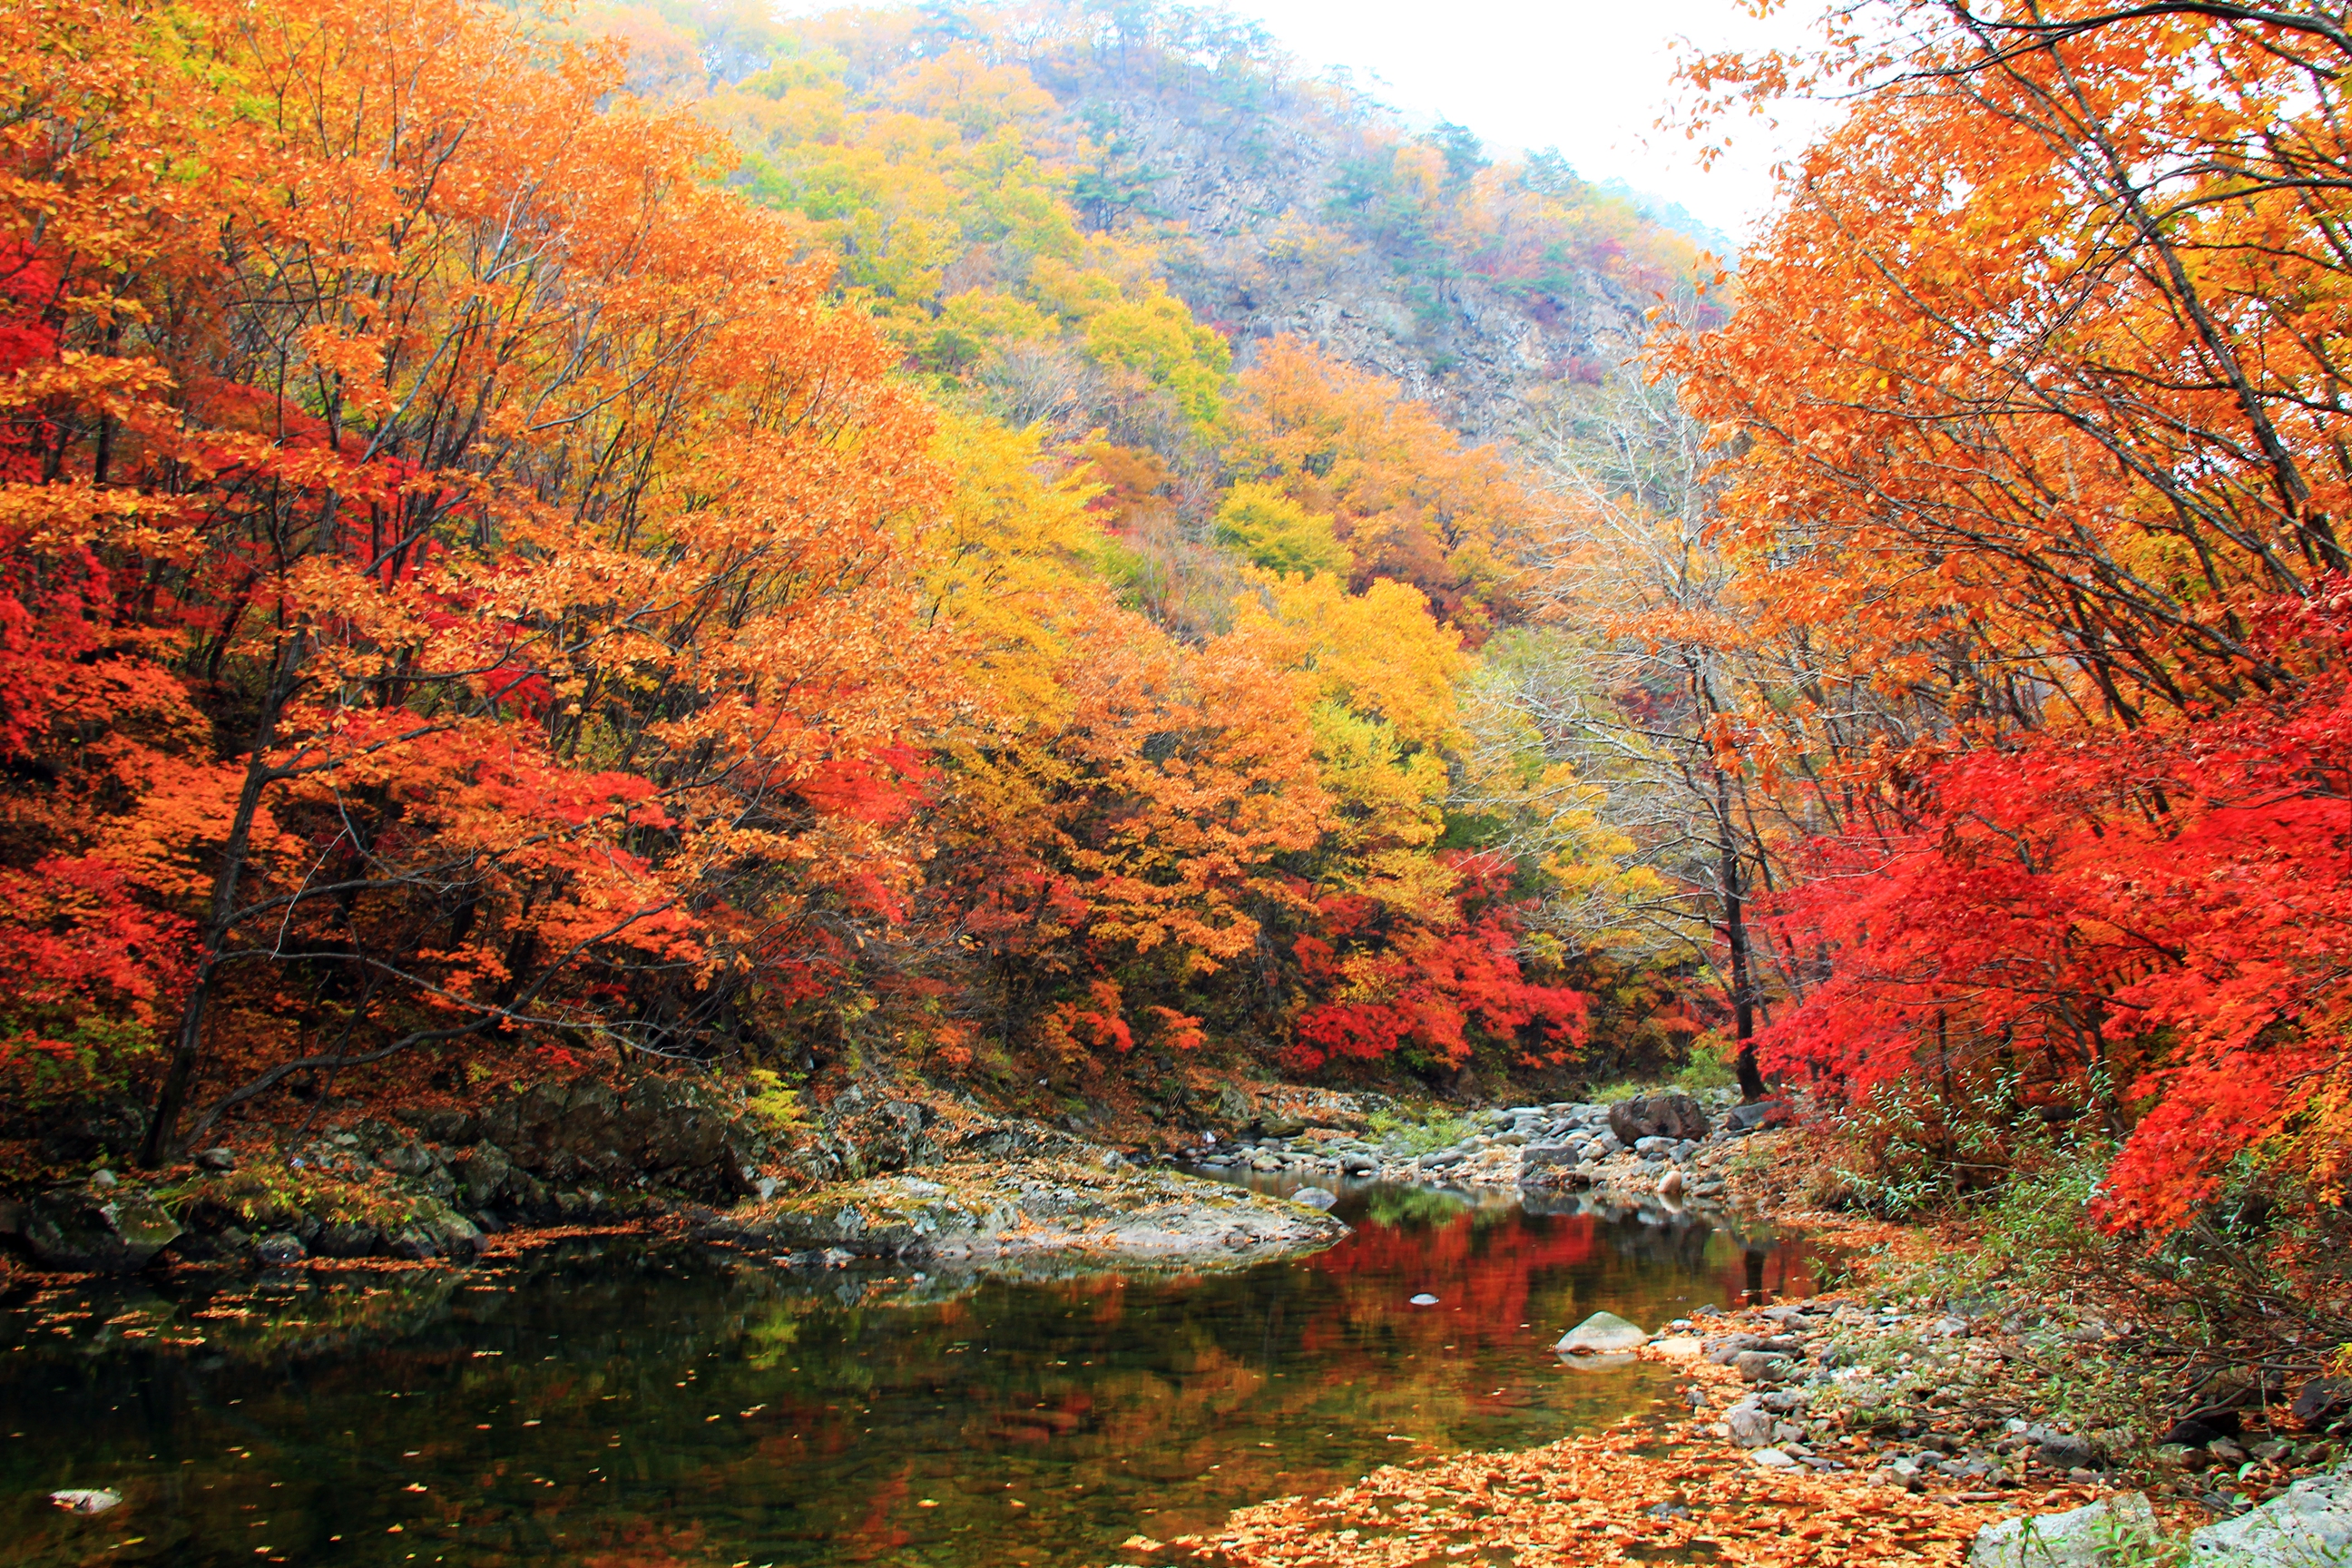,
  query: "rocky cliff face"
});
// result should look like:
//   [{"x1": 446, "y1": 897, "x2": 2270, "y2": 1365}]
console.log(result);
[{"x1": 1065, "y1": 86, "x2": 1656, "y2": 441}]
